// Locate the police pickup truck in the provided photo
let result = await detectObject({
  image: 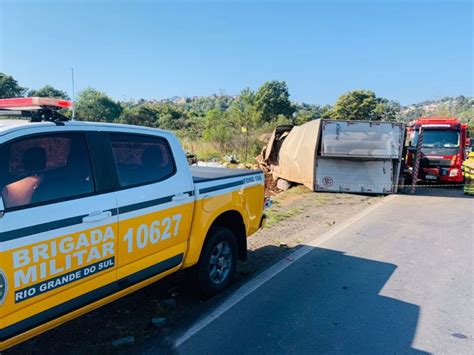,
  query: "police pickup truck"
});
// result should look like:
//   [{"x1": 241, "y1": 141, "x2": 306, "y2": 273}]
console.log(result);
[{"x1": 0, "y1": 98, "x2": 265, "y2": 350}]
